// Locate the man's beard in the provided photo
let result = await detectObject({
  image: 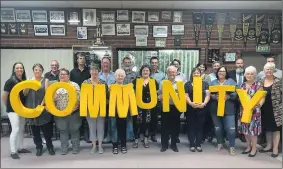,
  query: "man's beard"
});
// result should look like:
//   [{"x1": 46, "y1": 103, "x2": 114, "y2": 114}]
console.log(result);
[{"x1": 236, "y1": 67, "x2": 244, "y2": 74}]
